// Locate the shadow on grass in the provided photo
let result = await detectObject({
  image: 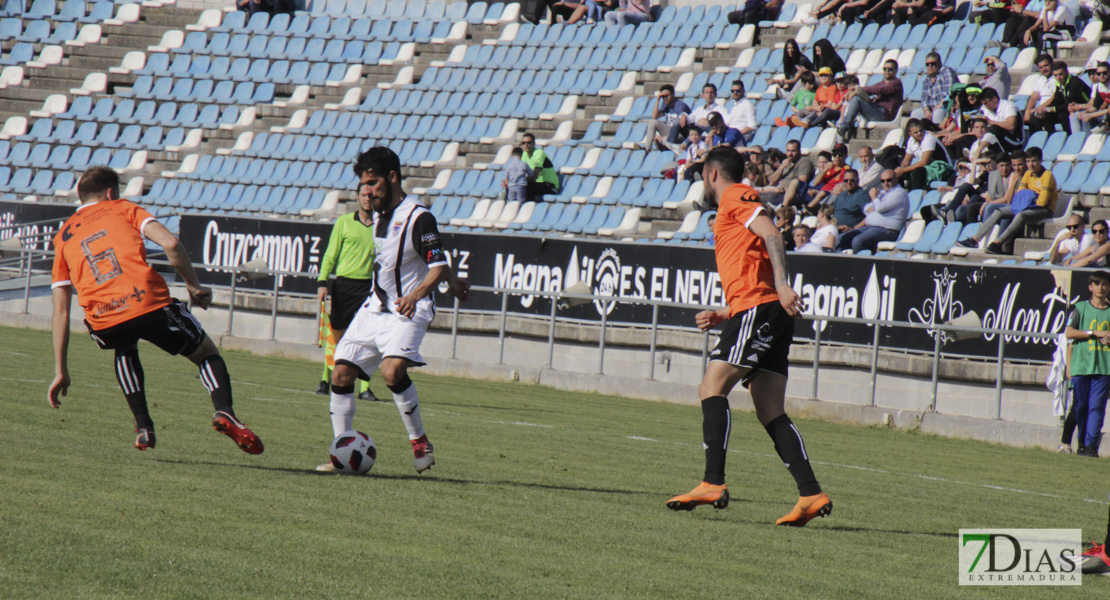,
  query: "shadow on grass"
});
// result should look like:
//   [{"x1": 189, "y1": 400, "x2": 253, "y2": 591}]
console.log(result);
[
  {"x1": 821, "y1": 524, "x2": 958, "y2": 539},
  {"x1": 154, "y1": 457, "x2": 657, "y2": 496}
]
